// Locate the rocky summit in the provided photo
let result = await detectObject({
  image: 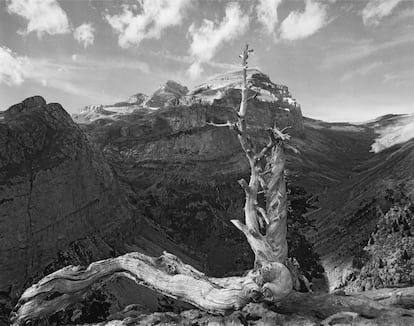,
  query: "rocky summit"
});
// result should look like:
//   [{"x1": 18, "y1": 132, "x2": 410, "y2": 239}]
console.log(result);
[{"x1": 1, "y1": 70, "x2": 414, "y2": 325}]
